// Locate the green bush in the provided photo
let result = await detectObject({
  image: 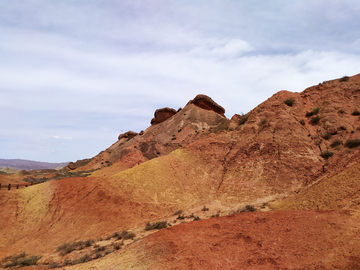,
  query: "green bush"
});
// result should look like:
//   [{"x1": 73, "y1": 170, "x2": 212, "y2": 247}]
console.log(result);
[
  {"x1": 145, "y1": 221, "x2": 167, "y2": 231},
  {"x1": 193, "y1": 216, "x2": 201, "y2": 221},
  {"x1": 306, "y1": 107, "x2": 320, "y2": 117},
  {"x1": 330, "y1": 139, "x2": 342, "y2": 148},
  {"x1": 344, "y1": 138, "x2": 360, "y2": 148},
  {"x1": 310, "y1": 115, "x2": 320, "y2": 124},
  {"x1": 238, "y1": 114, "x2": 249, "y2": 126},
  {"x1": 320, "y1": 150, "x2": 333, "y2": 160},
  {"x1": 283, "y1": 98, "x2": 294, "y2": 107}
]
